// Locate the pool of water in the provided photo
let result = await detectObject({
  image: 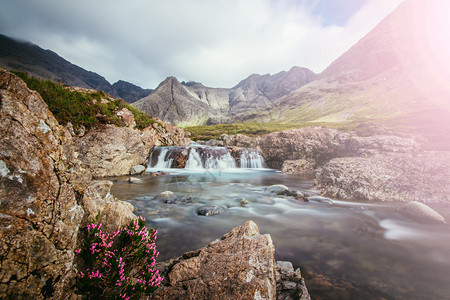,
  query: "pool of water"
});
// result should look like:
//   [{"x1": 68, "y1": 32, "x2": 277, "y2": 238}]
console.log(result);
[{"x1": 110, "y1": 169, "x2": 450, "y2": 299}]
